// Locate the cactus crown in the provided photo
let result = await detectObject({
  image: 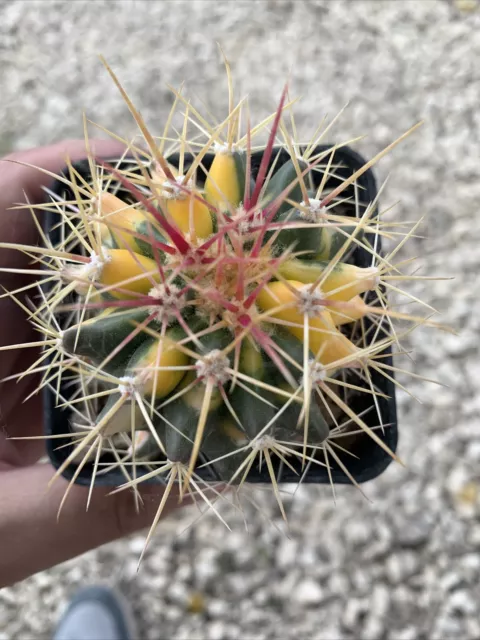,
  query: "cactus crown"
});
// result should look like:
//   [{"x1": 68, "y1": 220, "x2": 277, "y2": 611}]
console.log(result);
[{"x1": 1, "y1": 54, "x2": 451, "y2": 557}]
